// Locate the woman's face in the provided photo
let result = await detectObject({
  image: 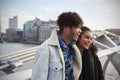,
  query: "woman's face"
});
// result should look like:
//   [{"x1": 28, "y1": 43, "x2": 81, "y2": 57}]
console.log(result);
[{"x1": 78, "y1": 31, "x2": 92, "y2": 49}]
